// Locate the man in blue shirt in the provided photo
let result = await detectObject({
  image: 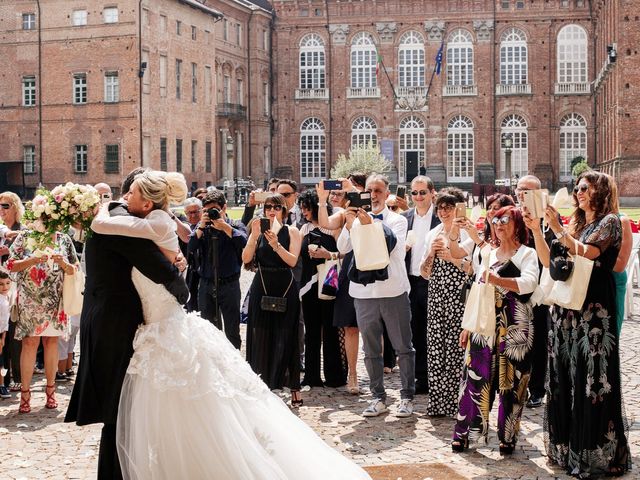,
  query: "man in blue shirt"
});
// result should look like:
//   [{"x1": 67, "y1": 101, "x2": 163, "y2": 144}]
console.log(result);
[{"x1": 188, "y1": 191, "x2": 247, "y2": 349}]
